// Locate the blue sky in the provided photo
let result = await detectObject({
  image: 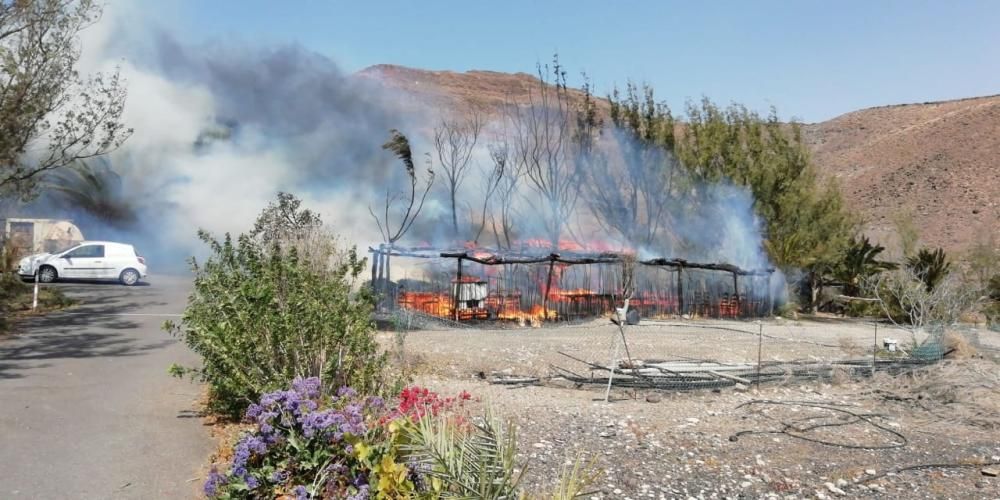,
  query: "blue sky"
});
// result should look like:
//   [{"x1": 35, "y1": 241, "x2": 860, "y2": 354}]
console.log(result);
[{"x1": 165, "y1": 1, "x2": 999, "y2": 122}]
